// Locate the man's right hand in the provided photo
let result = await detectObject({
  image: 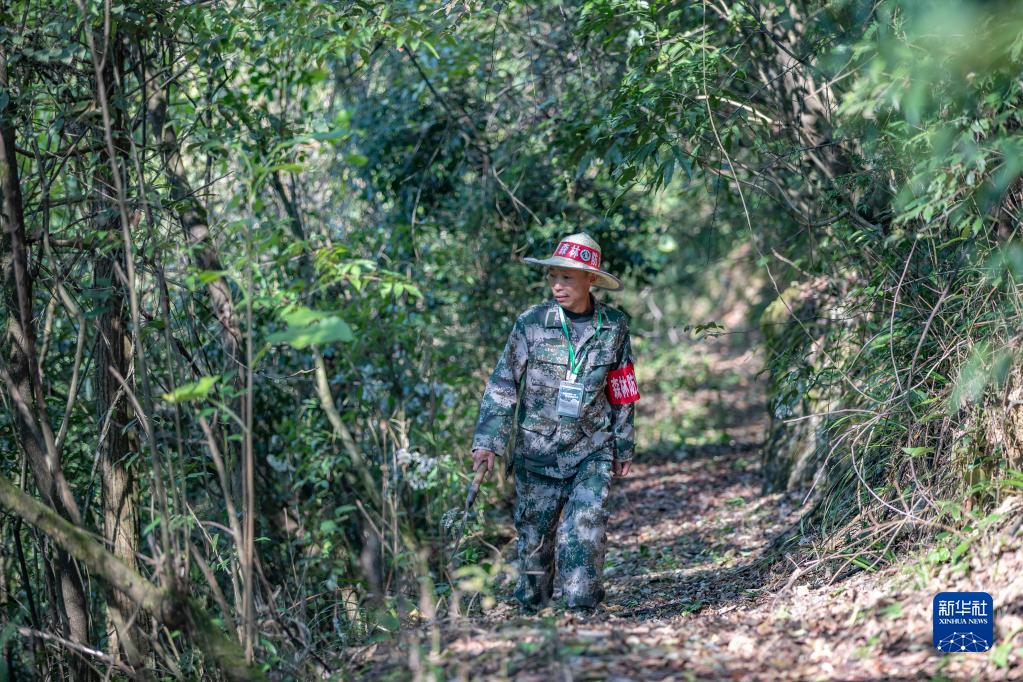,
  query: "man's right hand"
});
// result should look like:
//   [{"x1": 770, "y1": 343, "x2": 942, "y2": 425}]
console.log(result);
[{"x1": 472, "y1": 448, "x2": 496, "y2": 474}]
